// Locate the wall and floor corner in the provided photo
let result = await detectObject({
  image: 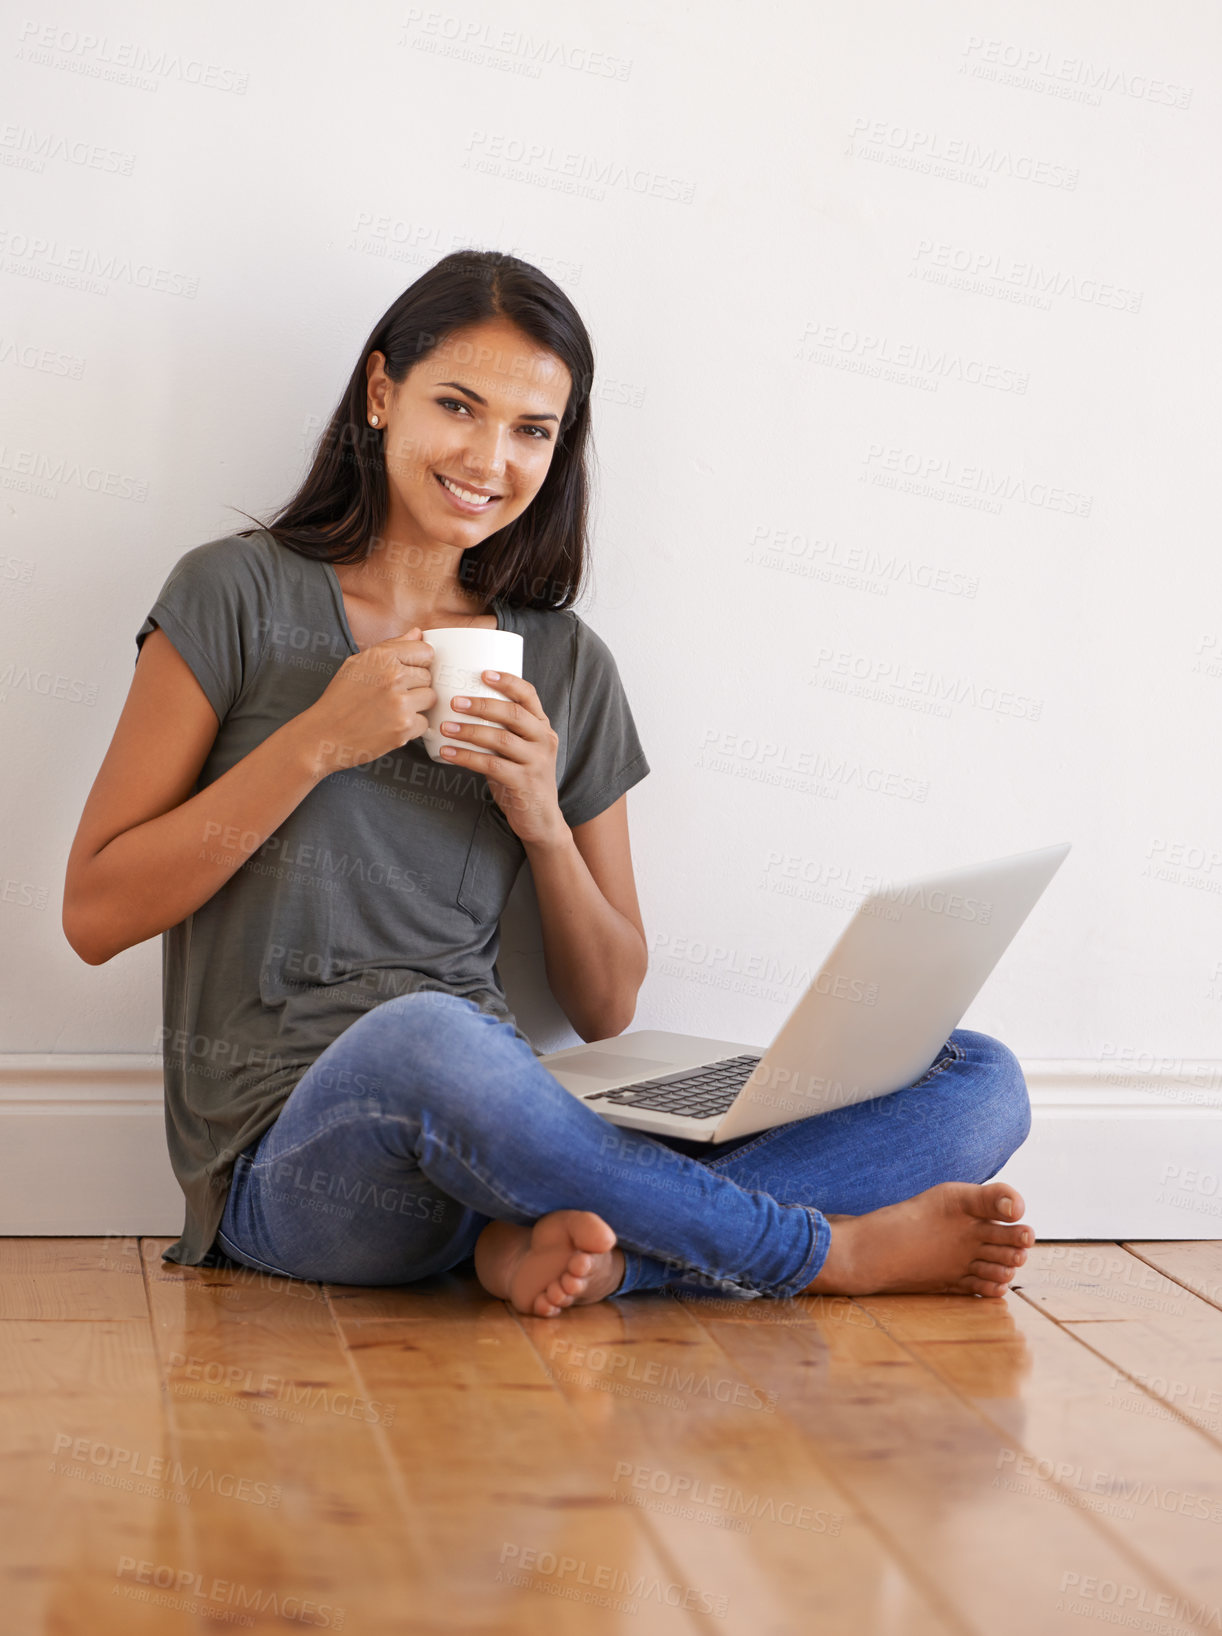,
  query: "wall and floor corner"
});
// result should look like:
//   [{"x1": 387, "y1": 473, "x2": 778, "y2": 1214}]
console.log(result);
[
  {"x1": 3, "y1": 1057, "x2": 1219, "y2": 1240},
  {"x1": 5, "y1": 880, "x2": 1219, "y2": 1240}
]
